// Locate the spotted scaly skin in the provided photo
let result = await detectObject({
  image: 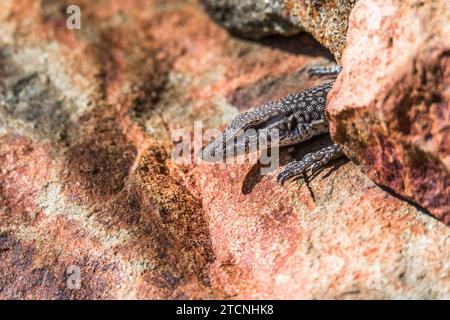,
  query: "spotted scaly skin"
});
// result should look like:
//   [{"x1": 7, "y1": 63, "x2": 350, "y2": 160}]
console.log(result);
[{"x1": 202, "y1": 65, "x2": 344, "y2": 185}]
